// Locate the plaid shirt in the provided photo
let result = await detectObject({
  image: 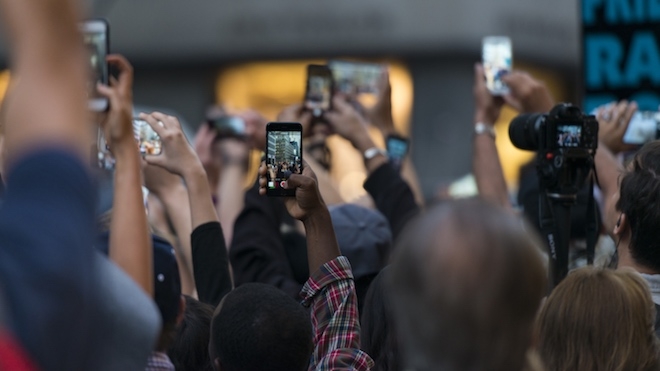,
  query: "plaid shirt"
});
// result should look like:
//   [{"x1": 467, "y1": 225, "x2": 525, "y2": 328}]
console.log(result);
[
  {"x1": 145, "y1": 351, "x2": 175, "y2": 371},
  {"x1": 301, "y1": 256, "x2": 374, "y2": 371}
]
